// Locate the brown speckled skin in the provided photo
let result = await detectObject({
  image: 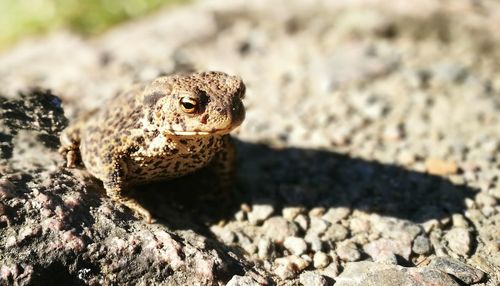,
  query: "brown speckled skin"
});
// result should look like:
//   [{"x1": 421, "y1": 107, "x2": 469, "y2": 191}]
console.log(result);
[{"x1": 59, "y1": 71, "x2": 246, "y2": 222}]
